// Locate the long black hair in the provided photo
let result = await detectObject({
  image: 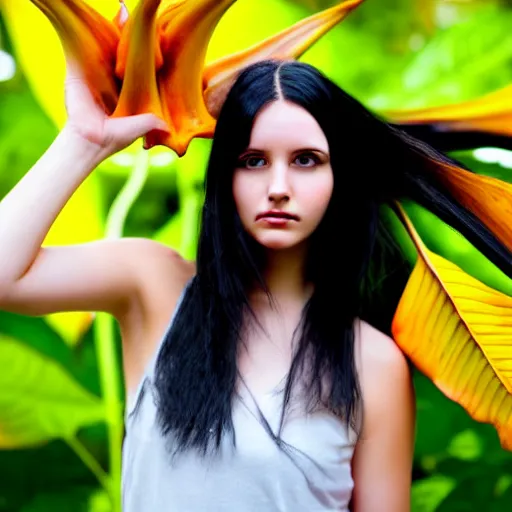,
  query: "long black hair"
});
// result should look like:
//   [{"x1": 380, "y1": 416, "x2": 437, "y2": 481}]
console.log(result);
[{"x1": 154, "y1": 60, "x2": 511, "y2": 457}]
